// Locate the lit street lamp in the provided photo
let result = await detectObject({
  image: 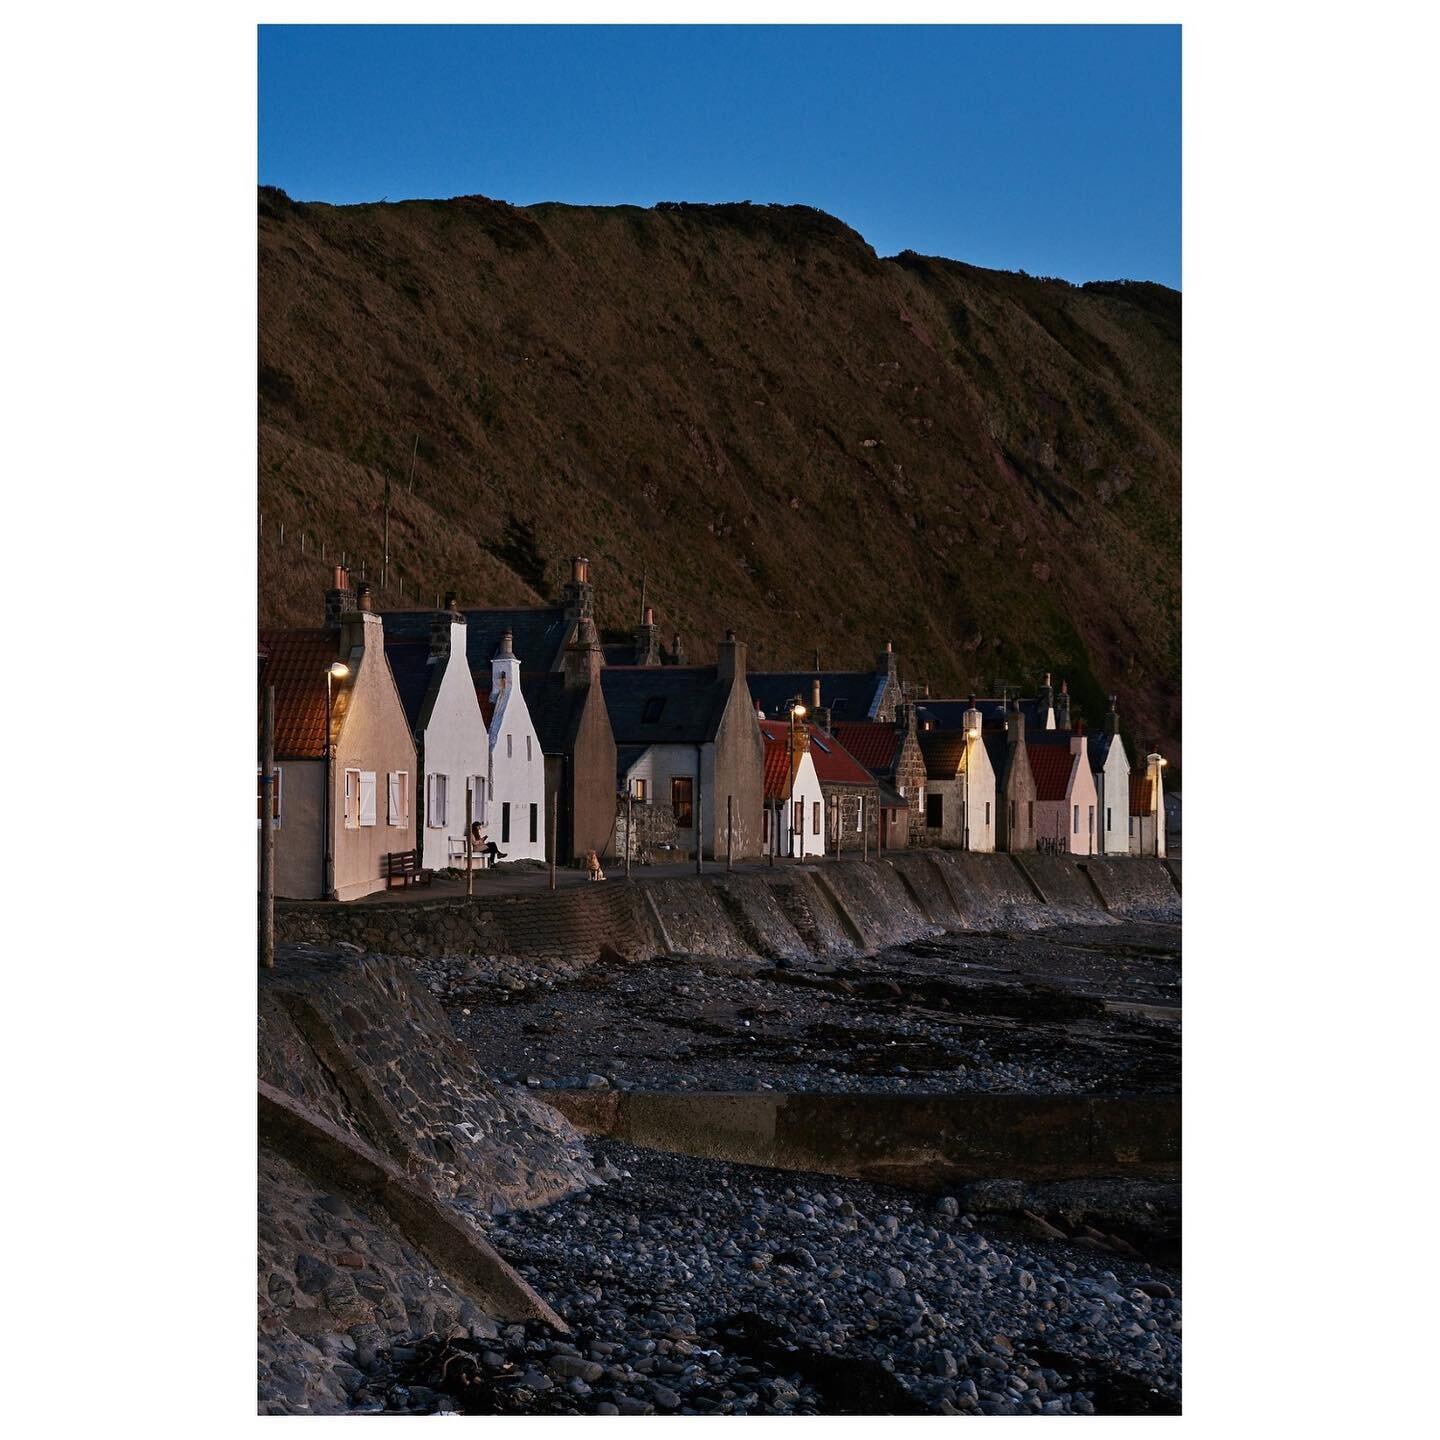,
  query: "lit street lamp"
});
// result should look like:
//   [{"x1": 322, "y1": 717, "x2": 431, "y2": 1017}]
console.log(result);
[
  {"x1": 323, "y1": 661, "x2": 350, "y2": 899},
  {"x1": 789, "y1": 698, "x2": 807, "y2": 859}
]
